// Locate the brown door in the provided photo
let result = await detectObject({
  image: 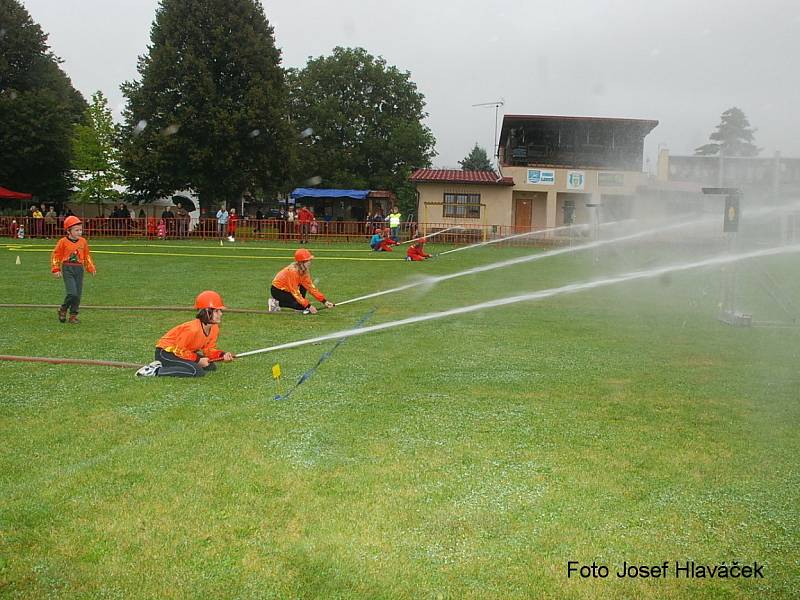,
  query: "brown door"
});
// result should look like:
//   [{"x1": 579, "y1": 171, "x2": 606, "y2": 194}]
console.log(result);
[{"x1": 514, "y1": 198, "x2": 532, "y2": 233}]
